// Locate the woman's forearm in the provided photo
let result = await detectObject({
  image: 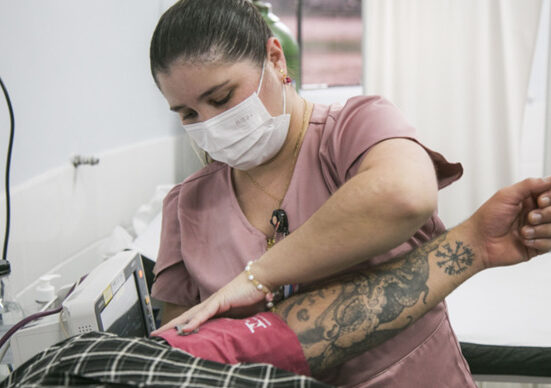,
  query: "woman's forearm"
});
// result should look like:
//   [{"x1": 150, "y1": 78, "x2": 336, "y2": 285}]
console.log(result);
[
  {"x1": 256, "y1": 170, "x2": 436, "y2": 288},
  {"x1": 255, "y1": 140, "x2": 438, "y2": 289},
  {"x1": 274, "y1": 223, "x2": 482, "y2": 374}
]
